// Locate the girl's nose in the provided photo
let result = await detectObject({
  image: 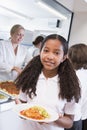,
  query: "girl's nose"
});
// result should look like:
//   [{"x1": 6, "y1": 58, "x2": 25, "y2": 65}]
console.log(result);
[{"x1": 47, "y1": 53, "x2": 54, "y2": 59}]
